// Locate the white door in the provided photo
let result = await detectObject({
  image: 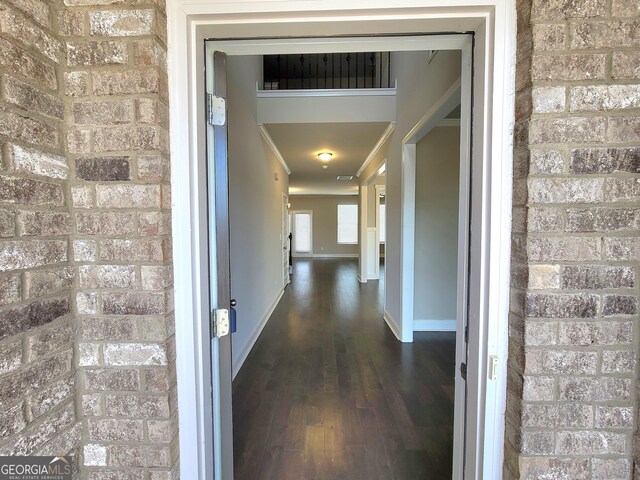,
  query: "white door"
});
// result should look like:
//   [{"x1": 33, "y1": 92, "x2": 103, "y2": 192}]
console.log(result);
[{"x1": 282, "y1": 193, "x2": 290, "y2": 287}]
